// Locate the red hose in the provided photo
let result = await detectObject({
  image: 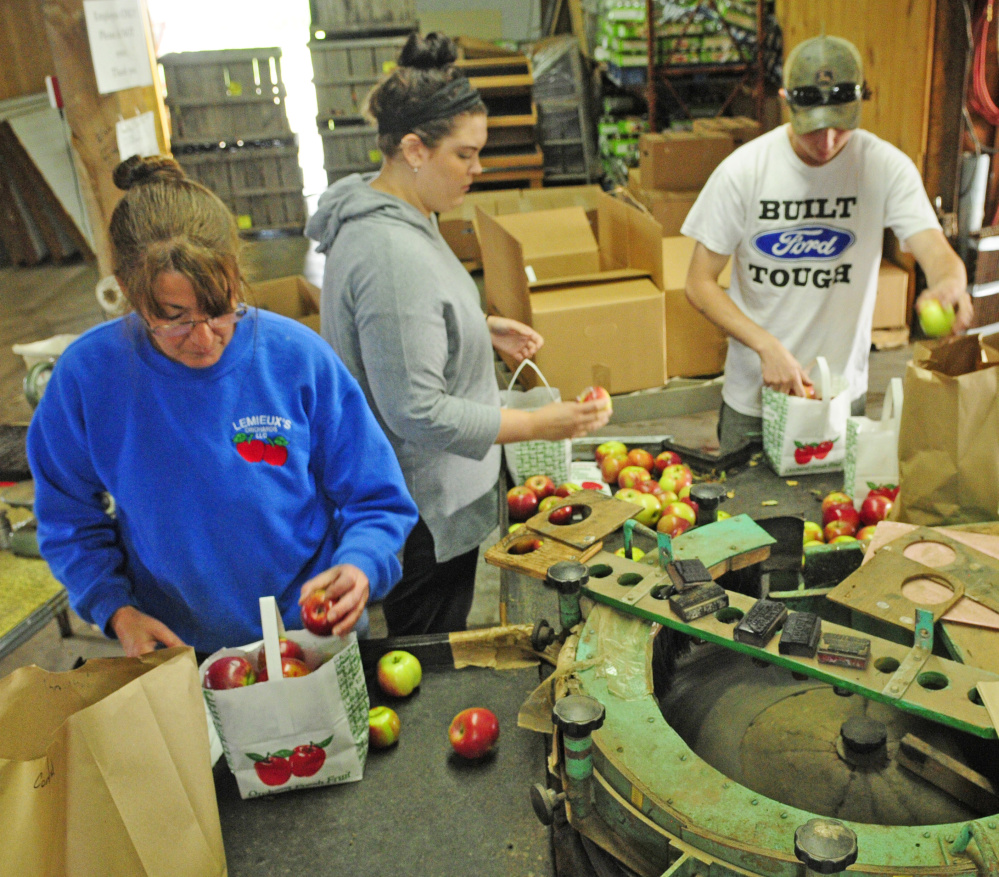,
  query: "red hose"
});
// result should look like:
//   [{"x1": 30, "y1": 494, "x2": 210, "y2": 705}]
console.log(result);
[{"x1": 970, "y1": 0, "x2": 999, "y2": 125}]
